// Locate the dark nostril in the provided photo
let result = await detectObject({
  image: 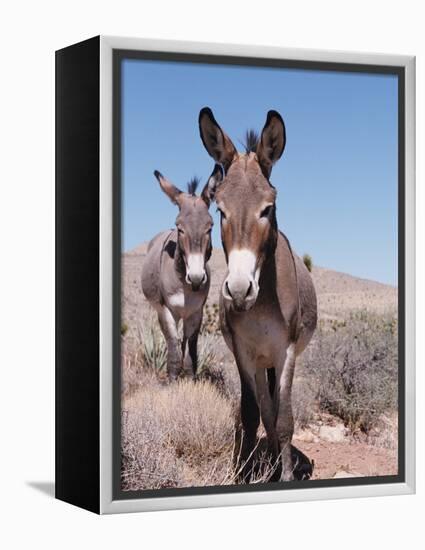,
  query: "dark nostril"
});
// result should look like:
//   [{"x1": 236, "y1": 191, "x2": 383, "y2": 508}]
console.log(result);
[
  {"x1": 245, "y1": 281, "x2": 253, "y2": 298},
  {"x1": 225, "y1": 281, "x2": 232, "y2": 298}
]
